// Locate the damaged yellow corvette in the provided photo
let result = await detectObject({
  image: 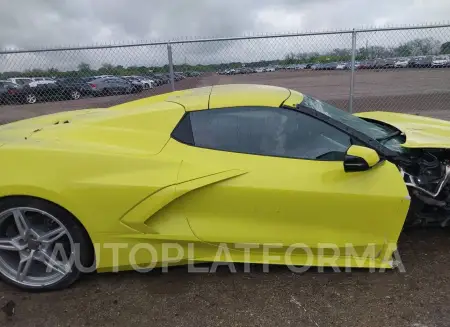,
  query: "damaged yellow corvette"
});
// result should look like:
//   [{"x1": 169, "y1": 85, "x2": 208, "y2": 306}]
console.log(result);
[{"x1": 0, "y1": 84, "x2": 449, "y2": 290}]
